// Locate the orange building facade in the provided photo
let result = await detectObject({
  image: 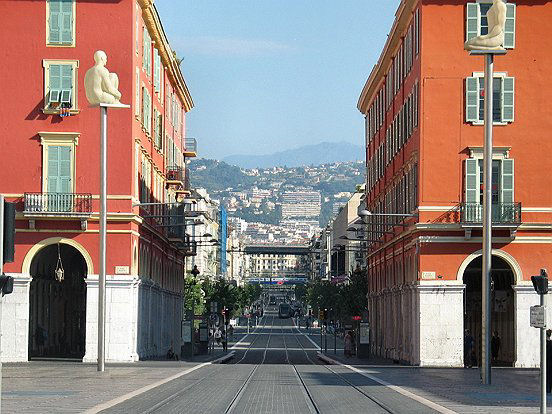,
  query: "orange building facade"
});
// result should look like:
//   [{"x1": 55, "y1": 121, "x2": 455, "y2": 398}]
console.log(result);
[
  {"x1": 358, "y1": 0, "x2": 552, "y2": 367},
  {"x1": 0, "y1": 0, "x2": 196, "y2": 362}
]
